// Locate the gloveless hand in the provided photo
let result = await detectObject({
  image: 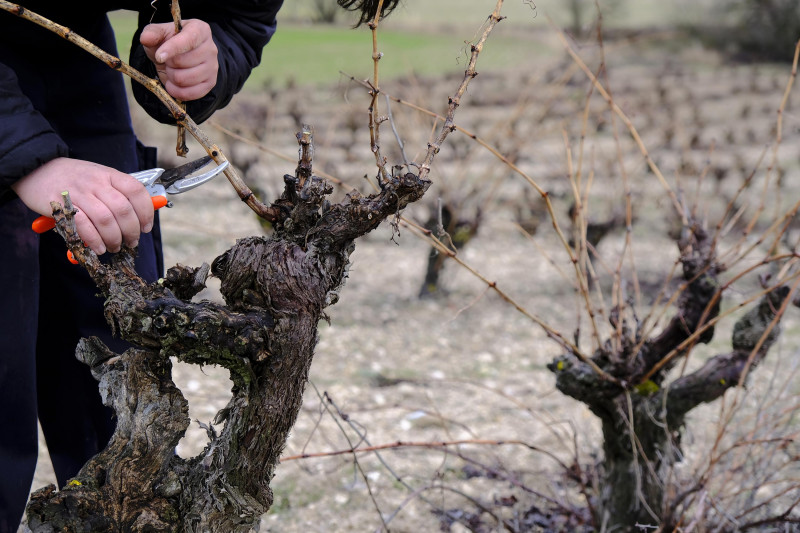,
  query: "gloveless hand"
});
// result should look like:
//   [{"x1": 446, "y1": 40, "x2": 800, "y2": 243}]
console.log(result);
[
  {"x1": 140, "y1": 19, "x2": 219, "y2": 101},
  {"x1": 12, "y1": 158, "x2": 154, "y2": 255}
]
